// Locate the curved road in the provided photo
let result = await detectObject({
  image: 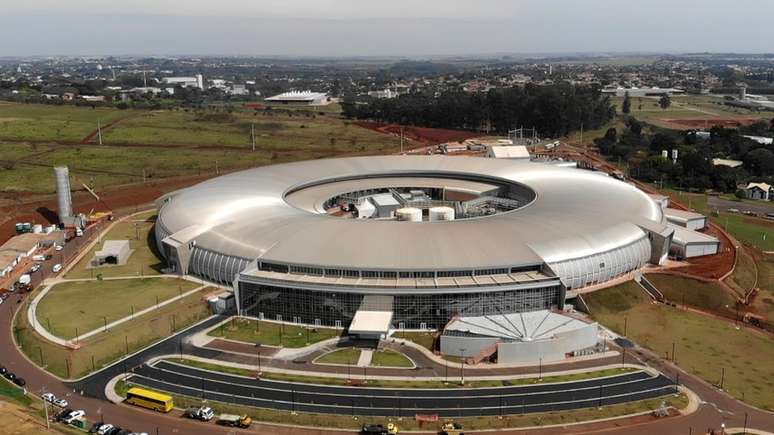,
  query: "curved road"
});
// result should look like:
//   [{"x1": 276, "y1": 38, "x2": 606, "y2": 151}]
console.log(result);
[
  {"x1": 3, "y1": 293, "x2": 774, "y2": 434},
  {"x1": 127, "y1": 360, "x2": 676, "y2": 417}
]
